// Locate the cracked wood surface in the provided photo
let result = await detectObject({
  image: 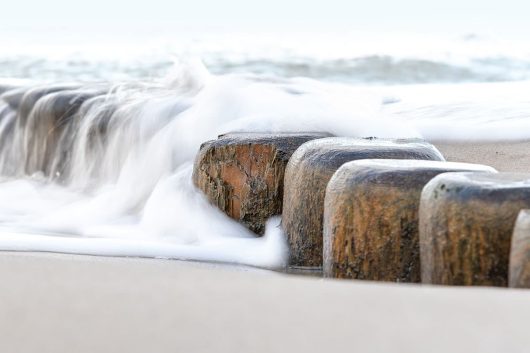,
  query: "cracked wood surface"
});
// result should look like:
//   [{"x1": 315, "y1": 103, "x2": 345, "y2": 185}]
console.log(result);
[{"x1": 192, "y1": 132, "x2": 331, "y2": 235}]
